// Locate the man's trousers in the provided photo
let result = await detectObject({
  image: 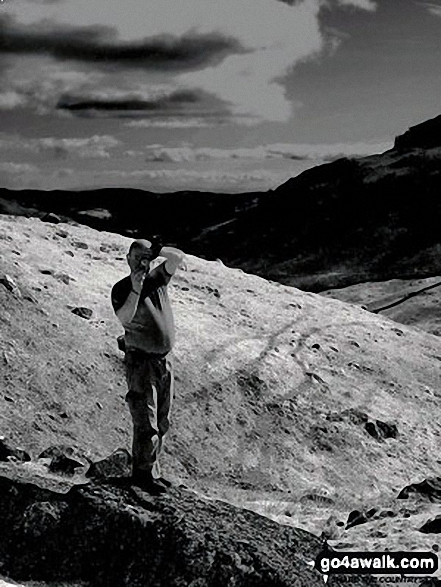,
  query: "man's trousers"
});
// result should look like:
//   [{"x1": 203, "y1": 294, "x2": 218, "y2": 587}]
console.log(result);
[{"x1": 124, "y1": 349, "x2": 174, "y2": 479}]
